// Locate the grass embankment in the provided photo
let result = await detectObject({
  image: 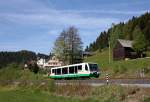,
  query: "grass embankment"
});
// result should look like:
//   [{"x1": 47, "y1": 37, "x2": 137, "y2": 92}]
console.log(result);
[
  {"x1": 84, "y1": 49, "x2": 150, "y2": 78},
  {"x1": 0, "y1": 88, "x2": 81, "y2": 102},
  {"x1": 0, "y1": 83, "x2": 150, "y2": 102}
]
